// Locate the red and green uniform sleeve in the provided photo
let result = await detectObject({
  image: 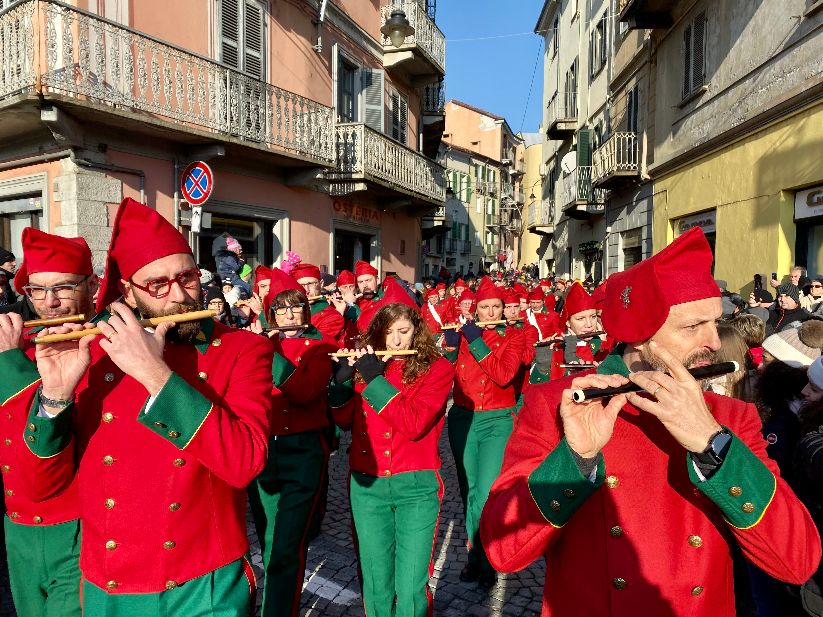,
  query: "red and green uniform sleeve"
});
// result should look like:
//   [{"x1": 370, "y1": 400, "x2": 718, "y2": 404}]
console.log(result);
[
  {"x1": 467, "y1": 327, "x2": 526, "y2": 387},
  {"x1": 0, "y1": 348, "x2": 41, "y2": 405},
  {"x1": 275, "y1": 336, "x2": 335, "y2": 406},
  {"x1": 361, "y1": 357, "x2": 454, "y2": 441}
]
